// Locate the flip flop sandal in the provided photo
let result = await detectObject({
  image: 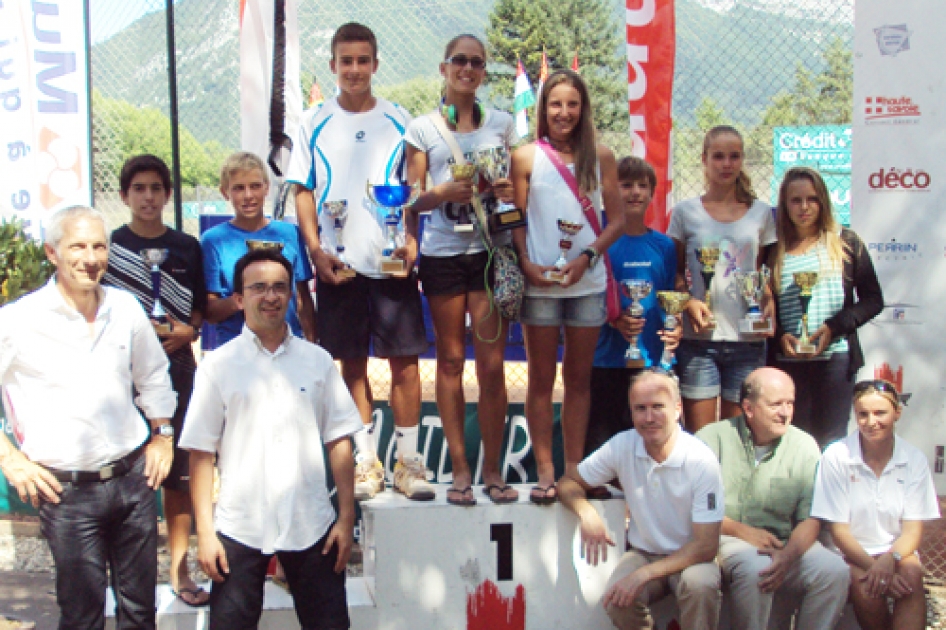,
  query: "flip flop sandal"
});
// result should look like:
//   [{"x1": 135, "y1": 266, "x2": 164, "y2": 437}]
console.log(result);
[
  {"x1": 529, "y1": 483, "x2": 557, "y2": 505},
  {"x1": 171, "y1": 586, "x2": 210, "y2": 607},
  {"x1": 446, "y1": 485, "x2": 476, "y2": 506},
  {"x1": 483, "y1": 484, "x2": 518, "y2": 504}
]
